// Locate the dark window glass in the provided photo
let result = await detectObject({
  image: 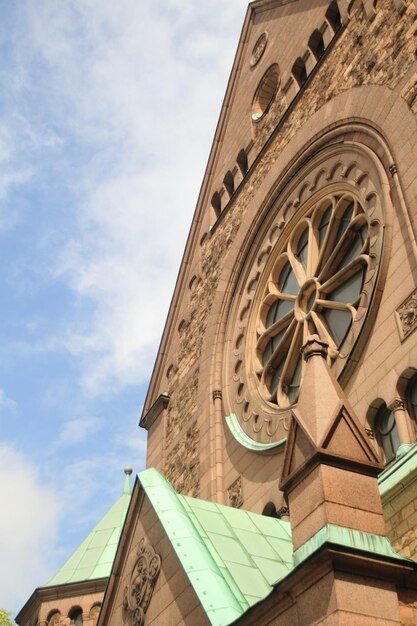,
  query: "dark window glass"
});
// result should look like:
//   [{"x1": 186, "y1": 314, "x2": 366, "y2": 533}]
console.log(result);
[
  {"x1": 278, "y1": 262, "x2": 299, "y2": 295},
  {"x1": 335, "y1": 201, "x2": 354, "y2": 245},
  {"x1": 287, "y1": 356, "x2": 302, "y2": 405},
  {"x1": 338, "y1": 224, "x2": 368, "y2": 269},
  {"x1": 295, "y1": 229, "x2": 309, "y2": 269},
  {"x1": 407, "y1": 375, "x2": 417, "y2": 422},
  {"x1": 327, "y1": 270, "x2": 363, "y2": 304},
  {"x1": 266, "y1": 299, "x2": 293, "y2": 328},
  {"x1": 263, "y1": 330, "x2": 285, "y2": 365},
  {"x1": 318, "y1": 205, "x2": 332, "y2": 247},
  {"x1": 376, "y1": 407, "x2": 400, "y2": 463},
  {"x1": 322, "y1": 308, "x2": 352, "y2": 346}
]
